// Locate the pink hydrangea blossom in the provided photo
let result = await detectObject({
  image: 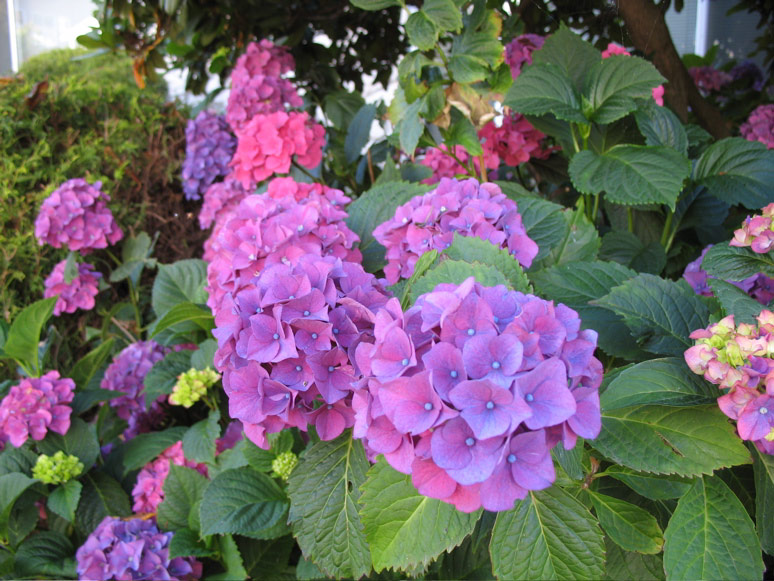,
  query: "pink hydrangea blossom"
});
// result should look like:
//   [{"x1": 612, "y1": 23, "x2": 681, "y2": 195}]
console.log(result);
[
  {"x1": 227, "y1": 75, "x2": 304, "y2": 133},
  {"x1": 43, "y1": 260, "x2": 102, "y2": 316},
  {"x1": 199, "y1": 179, "x2": 248, "y2": 230},
  {"x1": 34, "y1": 179, "x2": 123, "y2": 254},
  {"x1": 132, "y1": 441, "x2": 208, "y2": 513},
  {"x1": 601, "y1": 43, "x2": 664, "y2": 106},
  {"x1": 740, "y1": 104, "x2": 774, "y2": 149},
  {"x1": 0, "y1": 371, "x2": 75, "y2": 449},
  {"x1": 420, "y1": 145, "x2": 500, "y2": 185},
  {"x1": 373, "y1": 178, "x2": 538, "y2": 284},
  {"x1": 479, "y1": 113, "x2": 554, "y2": 167},
  {"x1": 690, "y1": 66, "x2": 732, "y2": 93},
  {"x1": 182, "y1": 110, "x2": 237, "y2": 200},
  {"x1": 505, "y1": 34, "x2": 545, "y2": 79},
  {"x1": 730, "y1": 203, "x2": 774, "y2": 253},
  {"x1": 231, "y1": 39, "x2": 296, "y2": 85}
]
